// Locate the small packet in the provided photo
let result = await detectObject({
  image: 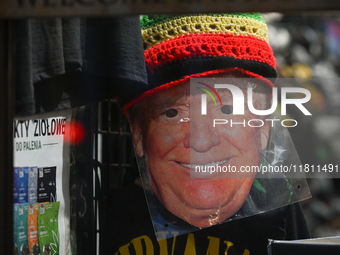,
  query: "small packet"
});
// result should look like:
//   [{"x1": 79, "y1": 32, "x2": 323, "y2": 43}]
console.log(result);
[
  {"x1": 28, "y1": 167, "x2": 38, "y2": 203},
  {"x1": 17, "y1": 203, "x2": 29, "y2": 255},
  {"x1": 13, "y1": 204, "x2": 19, "y2": 255},
  {"x1": 13, "y1": 167, "x2": 19, "y2": 204},
  {"x1": 38, "y1": 167, "x2": 57, "y2": 203},
  {"x1": 28, "y1": 203, "x2": 41, "y2": 255},
  {"x1": 38, "y1": 202, "x2": 60, "y2": 255},
  {"x1": 18, "y1": 167, "x2": 29, "y2": 204}
]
